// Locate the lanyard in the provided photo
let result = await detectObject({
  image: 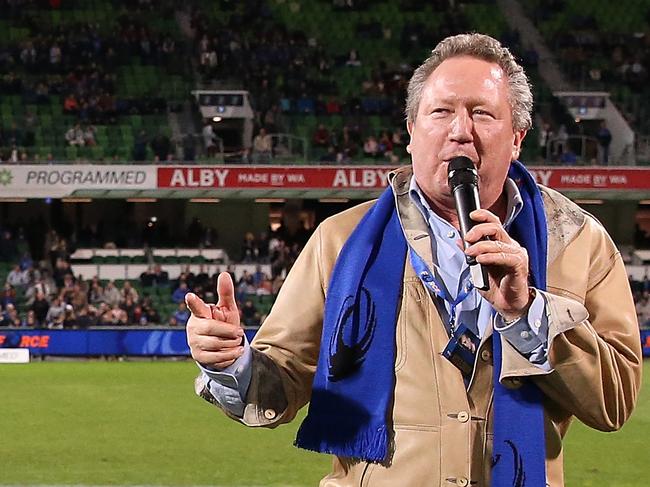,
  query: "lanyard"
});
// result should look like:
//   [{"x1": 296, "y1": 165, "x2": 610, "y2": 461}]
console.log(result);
[{"x1": 408, "y1": 249, "x2": 474, "y2": 335}]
